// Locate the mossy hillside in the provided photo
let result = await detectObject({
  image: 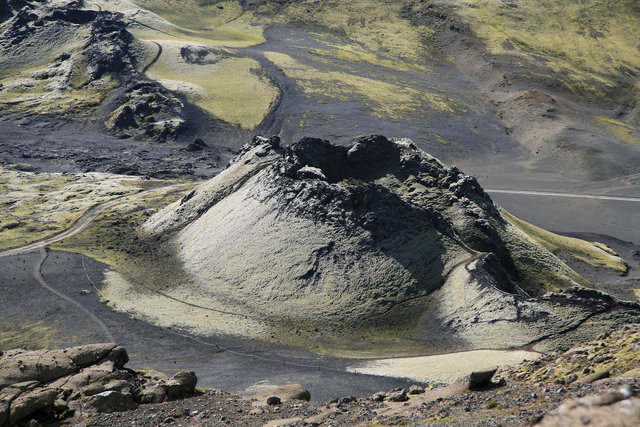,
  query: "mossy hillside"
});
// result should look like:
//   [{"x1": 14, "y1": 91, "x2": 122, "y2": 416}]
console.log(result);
[
  {"x1": 138, "y1": 140, "x2": 477, "y2": 352},
  {"x1": 0, "y1": 41, "x2": 118, "y2": 119},
  {"x1": 500, "y1": 208, "x2": 629, "y2": 275},
  {"x1": 126, "y1": 0, "x2": 457, "y2": 127},
  {"x1": 305, "y1": 43, "x2": 423, "y2": 73},
  {"x1": 0, "y1": 15, "x2": 88, "y2": 73},
  {"x1": 0, "y1": 168, "x2": 143, "y2": 251},
  {"x1": 133, "y1": 0, "x2": 440, "y2": 64},
  {"x1": 128, "y1": 0, "x2": 265, "y2": 47},
  {"x1": 51, "y1": 182, "x2": 193, "y2": 272},
  {"x1": 263, "y1": 51, "x2": 457, "y2": 121},
  {"x1": 0, "y1": 319, "x2": 73, "y2": 351},
  {"x1": 252, "y1": 0, "x2": 439, "y2": 64},
  {"x1": 51, "y1": 180, "x2": 460, "y2": 357},
  {"x1": 492, "y1": 217, "x2": 591, "y2": 293},
  {"x1": 0, "y1": 74, "x2": 118, "y2": 119},
  {"x1": 174, "y1": 170, "x2": 470, "y2": 323},
  {"x1": 1, "y1": 0, "x2": 458, "y2": 131},
  {"x1": 453, "y1": 0, "x2": 640, "y2": 102},
  {"x1": 503, "y1": 324, "x2": 640, "y2": 385},
  {"x1": 48, "y1": 184, "x2": 222, "y2": 339},
  {"x1": 427, "y1": 177, "x2": 589, "y2": 295},
  {"x1": 141, "y1": 137, "x2": 610, "y2": 355},
  {"x1": 594, "y1": 115, "x2": 640, "y2": 146},
  {"x1": 98, "y1": 1, "x2": 278, "y2": 130},
  {"x1": 0, "y1": 8, "x2": 121, "y2": 120},
  {"x1": 101, "y1": 267, "x2": 453, "y2": 358},
  {"x1": 99, "y1": 269, "x2": 274, "y2": 341},
  {"x1": 144, "y1": 41, "x2": 279, "y2": 129},
  {"x1": 309, "y1": 298, "x2": 465, "y2": 358}
]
